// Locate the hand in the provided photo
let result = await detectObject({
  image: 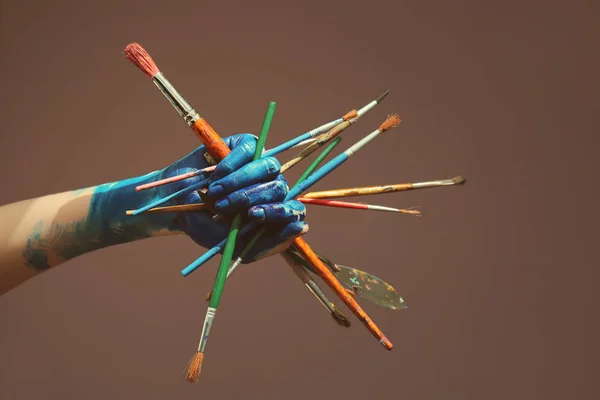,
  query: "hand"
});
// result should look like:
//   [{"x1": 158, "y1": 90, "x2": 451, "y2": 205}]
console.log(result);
[{"x1": 162, "y1": 133, "x2": 308, "y2": 262}]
